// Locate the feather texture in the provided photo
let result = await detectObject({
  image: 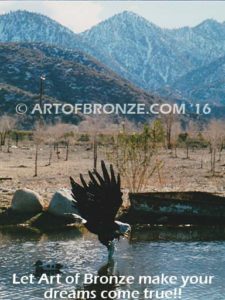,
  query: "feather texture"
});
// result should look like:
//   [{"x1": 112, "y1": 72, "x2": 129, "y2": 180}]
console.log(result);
[{"x1": 70, "y1": 161, "x2": 122, "y2": 229}]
